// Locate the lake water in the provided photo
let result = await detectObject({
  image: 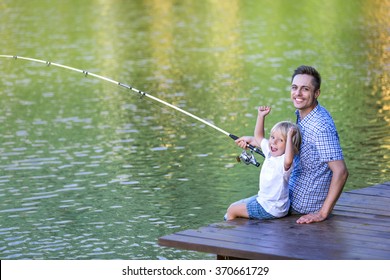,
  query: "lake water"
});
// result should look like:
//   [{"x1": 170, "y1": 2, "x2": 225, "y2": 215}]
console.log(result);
[{"x1": 0, "y1": 0, "x2": 389, "y2": 259}]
